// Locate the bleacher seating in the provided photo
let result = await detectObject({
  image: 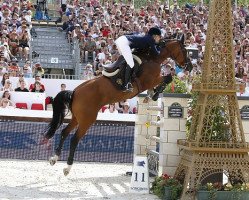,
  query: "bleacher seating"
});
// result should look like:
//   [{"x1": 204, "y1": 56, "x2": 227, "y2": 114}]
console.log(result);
[
  {"x1": 31, "y1": 27, "x2": 74, "y2": 69},
  {"x1": 101, "y1": 106, "x2": 108, "y2": 113},
  {"x1": 16, "y1": 103, "x2": 28, "y2": 109},
  {"x1": 31, "y1": 103, "x2": 44, "y2": 110}
]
